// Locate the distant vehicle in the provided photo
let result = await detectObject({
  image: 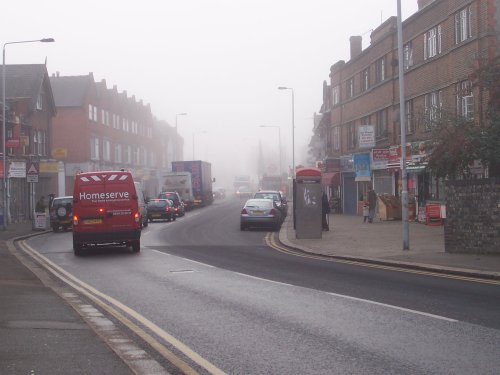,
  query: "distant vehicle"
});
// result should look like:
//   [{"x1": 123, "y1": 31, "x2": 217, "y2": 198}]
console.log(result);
[
  {"x1": 240, "y1": 198, "x2": 282, "y2": 231},
  {"x1": 72, "y1": 170, "x2": 141, "y2": 256},
  {"x1": 236, "y1": 185, "x2": 253, "y2": 199},
  {"x1": 172, "y1": 160, "x2": 213, "y2": 207},
  {"x1": 162, "y1": 171, "x2": 194, "y2": 211},
  {"x1": 260, "y1": 175, "x2": 282, "y2": 191},
  {"x1": 147, "y1": 199, "x2": 175, "y2": 222},
  {"x1": 49, "y1": 196, "x2": 73, "y2": 232},
  {"x1": 253, "y1": 190, "x2": 288, "y2": 218},
  {"x1": 213, "y1": 187, "x2": 226, "y2": 199},
  {"x1": 234, "y1": 175, "x2": 252, "y2": 191},
  {"x1": 158, "y1": 191, "x2": 185, "y2": 217},
  {"x1": 134, "y1": 181, "x2": 148, "y2": 228}
]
